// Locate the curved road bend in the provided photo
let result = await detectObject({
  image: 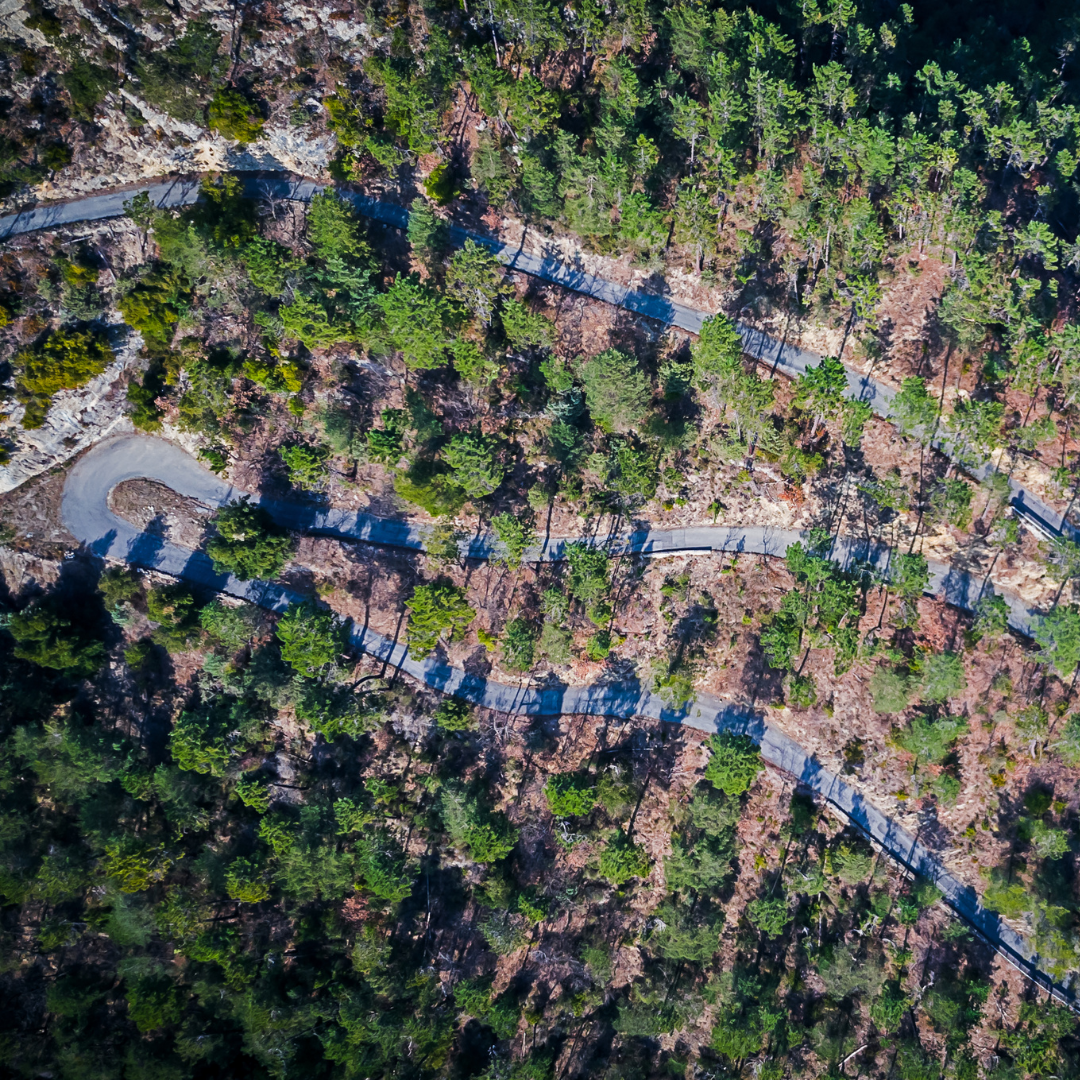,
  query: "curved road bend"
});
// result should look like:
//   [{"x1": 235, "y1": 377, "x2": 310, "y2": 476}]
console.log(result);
[
  {"x1": 2, "y1": 174, "x2": 1075, "y2": 543},
  {"x1": 62, "y1": 433, "x2": 1075, "y2": 1007}
]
